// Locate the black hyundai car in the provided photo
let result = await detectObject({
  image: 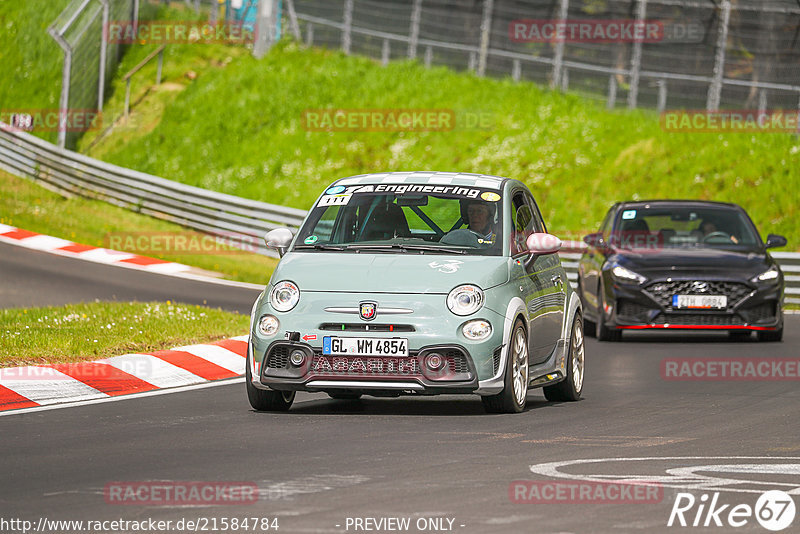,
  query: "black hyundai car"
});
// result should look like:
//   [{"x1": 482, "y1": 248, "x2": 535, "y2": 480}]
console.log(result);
[{"x1": 578, "y1": 200, "x2": 786, "y2": 342}]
